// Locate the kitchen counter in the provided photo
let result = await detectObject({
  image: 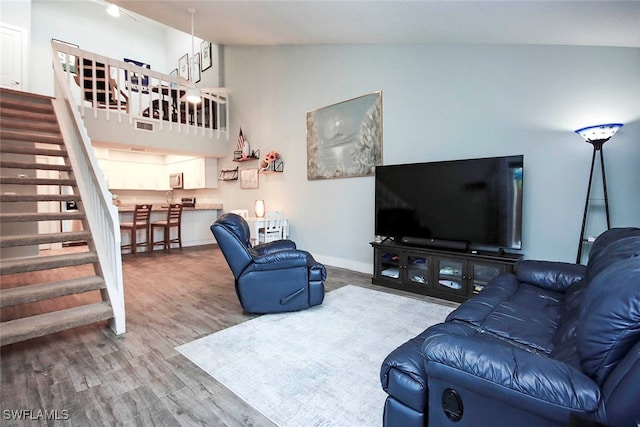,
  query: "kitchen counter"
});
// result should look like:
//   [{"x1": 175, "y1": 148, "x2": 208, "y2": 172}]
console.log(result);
[
  {"x1": 117, "y1": 203, "x2": 223, "y2": 212},
  {"x1": 117, "y1": 204, "x2": 222, "y2": 253}
]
